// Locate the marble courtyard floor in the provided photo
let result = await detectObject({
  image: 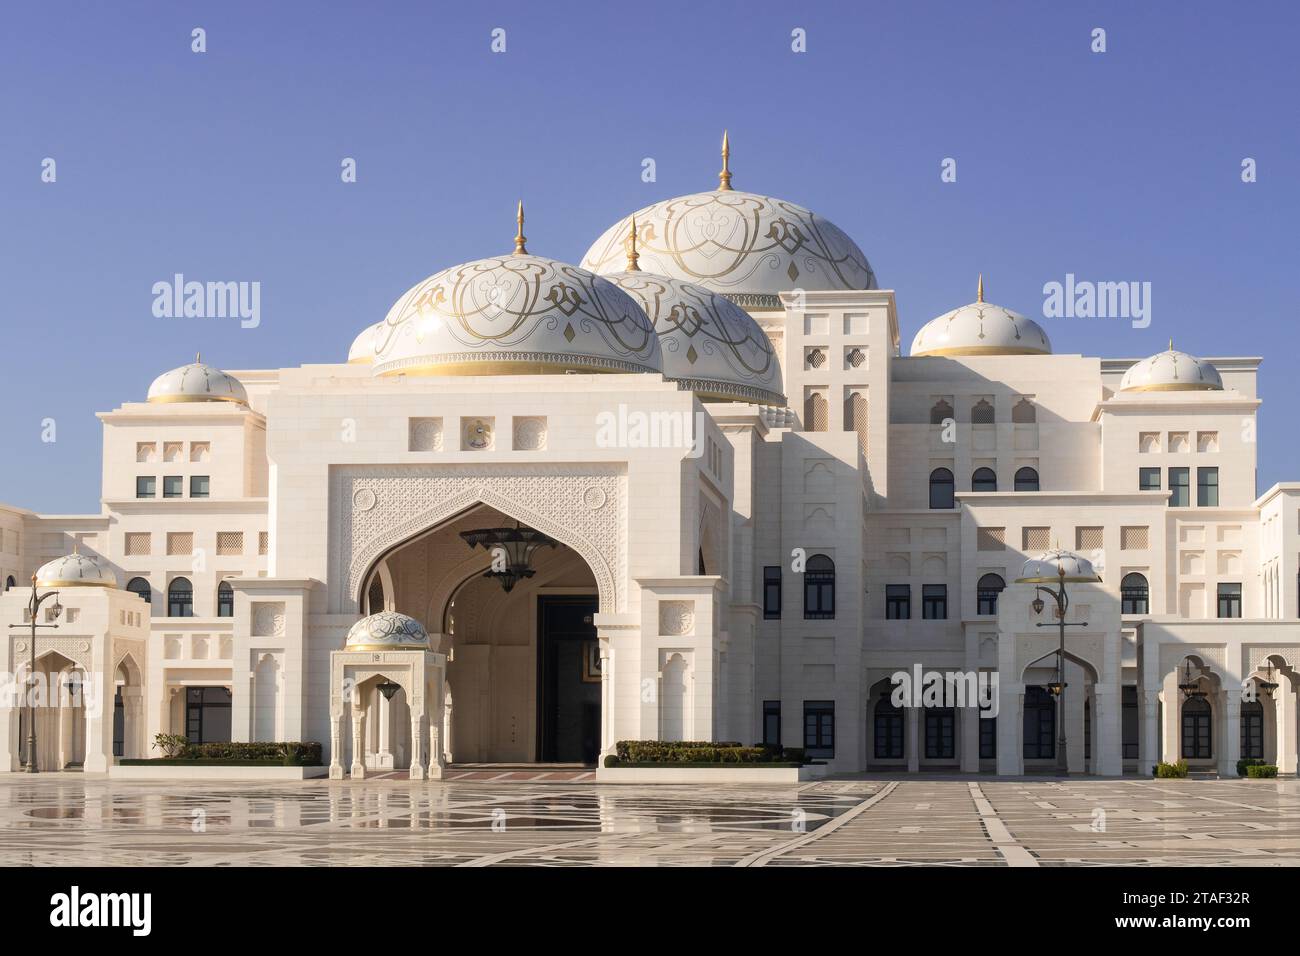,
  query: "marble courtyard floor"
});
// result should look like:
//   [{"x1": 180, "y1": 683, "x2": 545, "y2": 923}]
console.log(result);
[{"x1": 3, "y1": 774, "x2": 1300, "y2": 866}]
